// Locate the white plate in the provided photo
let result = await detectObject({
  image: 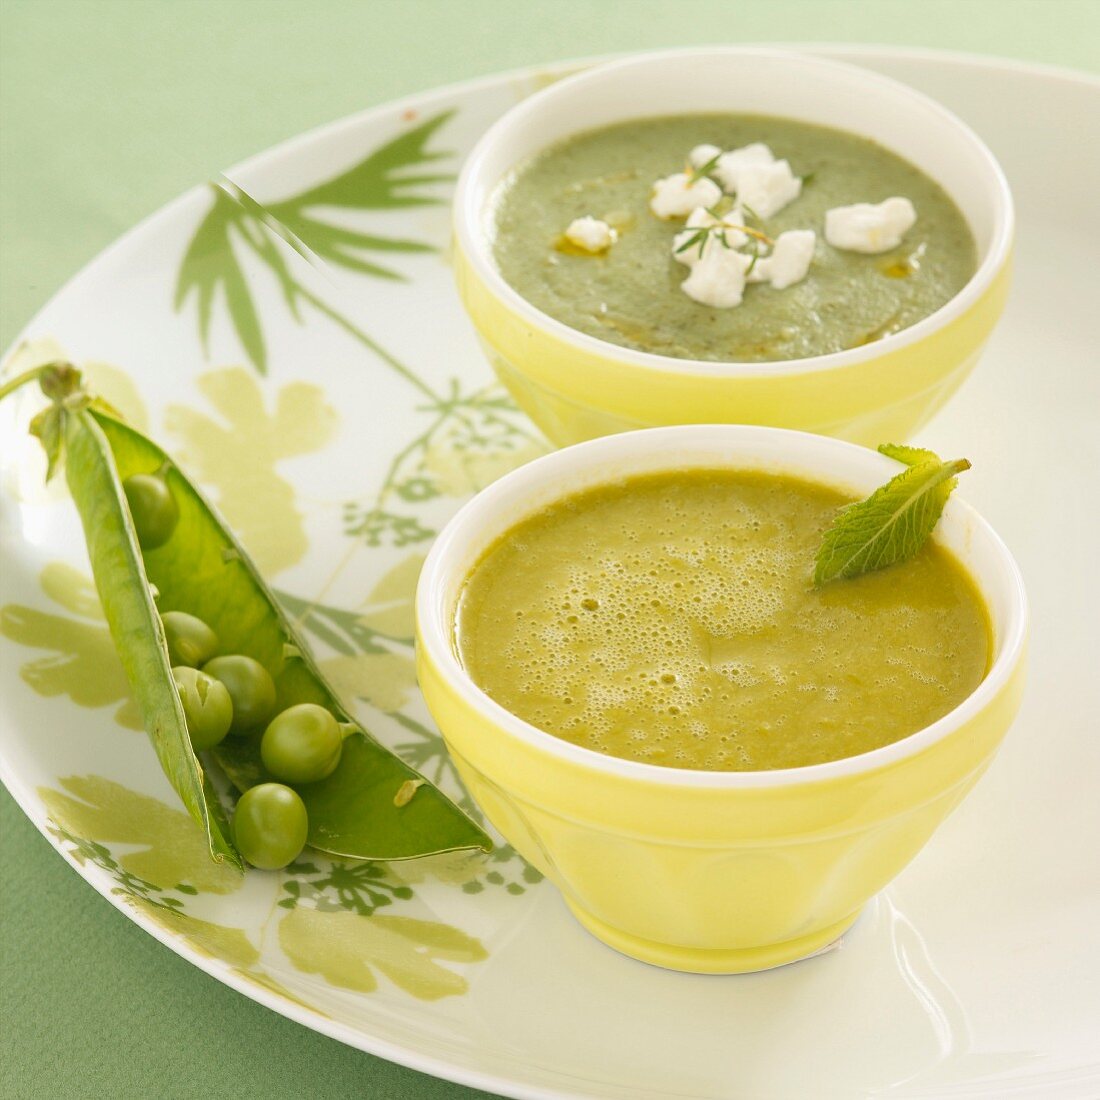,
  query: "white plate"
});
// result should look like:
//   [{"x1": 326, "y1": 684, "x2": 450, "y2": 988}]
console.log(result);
[{"x1": 1, "y1": 48, "x2": 1098, "y2": 1100}]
